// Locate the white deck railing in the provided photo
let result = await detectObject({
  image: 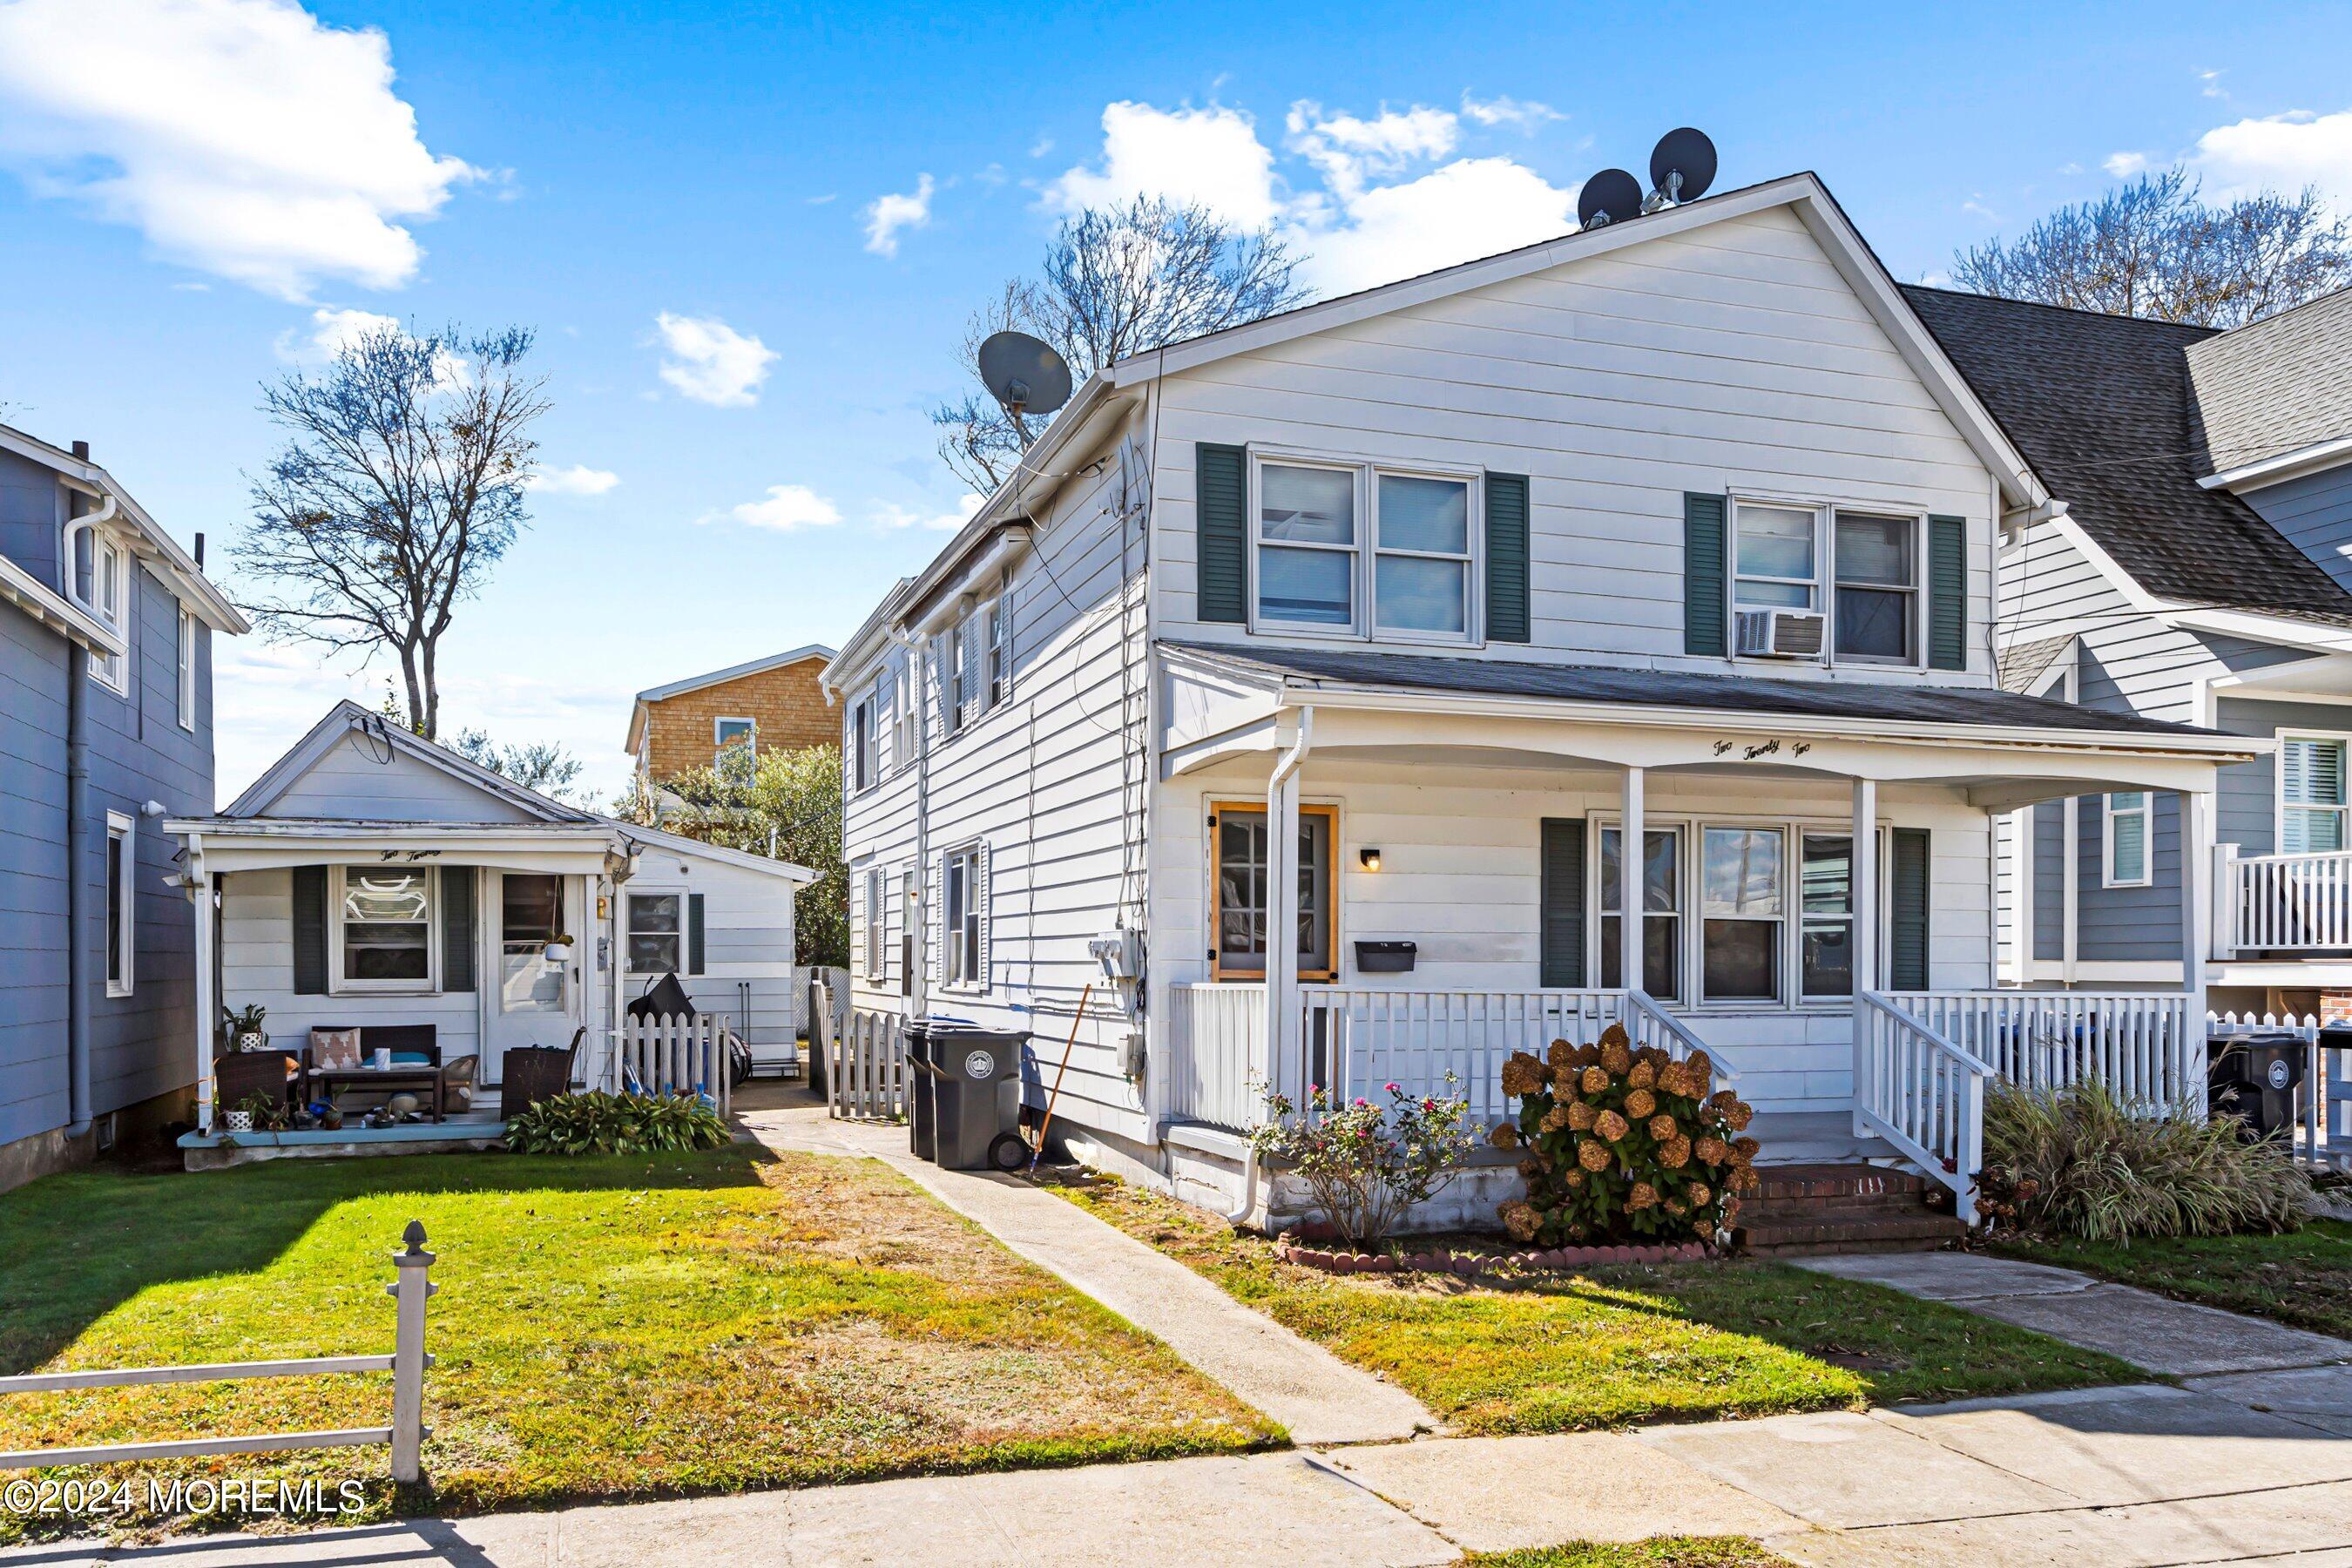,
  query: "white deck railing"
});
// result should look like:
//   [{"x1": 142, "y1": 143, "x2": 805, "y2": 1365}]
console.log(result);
[
  {"x1": 1303, "y1": 987, "x2": 1632, "y2": 1125},
  {"x1": 1856, "y1": 992, "x2": 1988, "y2": 1223},
  {"x1": 1882, "y1": 990, "x2": 2201, "y2": 1113},
  {"x1": 1167, "y1": 983, "x2": 1268, "y2": 1130},
  {"x1": 2221, "y1": 846, "x2": 2352, "y2": 953}
]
